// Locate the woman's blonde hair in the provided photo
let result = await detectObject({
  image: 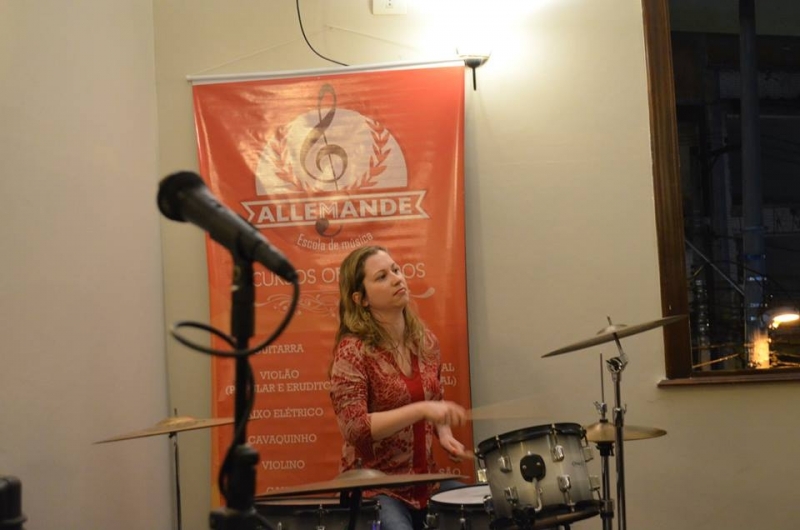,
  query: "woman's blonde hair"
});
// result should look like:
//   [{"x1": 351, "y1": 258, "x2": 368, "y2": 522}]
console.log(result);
[{"x1": 334, "y1": 245, "x2": 427, "y2": 355}]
